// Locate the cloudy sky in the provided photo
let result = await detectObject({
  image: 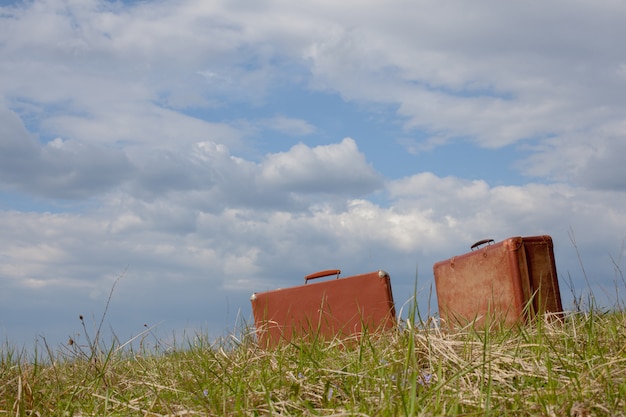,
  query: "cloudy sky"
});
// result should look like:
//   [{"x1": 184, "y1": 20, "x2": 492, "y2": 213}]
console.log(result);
[{"x1": 1, "y1": 0, "x2": 625, "y2": 350}]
